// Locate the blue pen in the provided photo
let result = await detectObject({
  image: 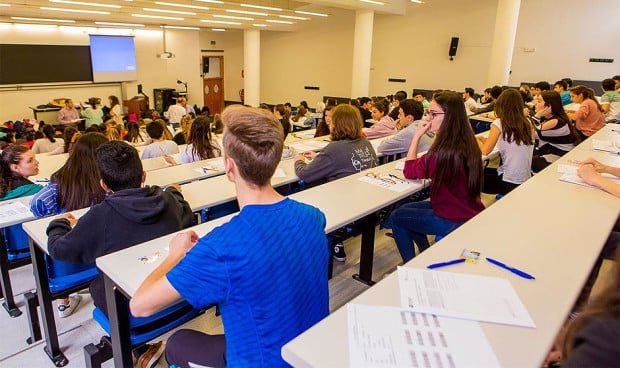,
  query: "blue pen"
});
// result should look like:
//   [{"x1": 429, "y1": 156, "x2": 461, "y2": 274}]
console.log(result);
[
  {"x1": 486, "y1": 257, "x2": 535, "y2": 280},
  {"x1": 427, "y1": 258, "x2": 466, "y2": 269},
  {"x1": 387, "y1": 173, "x2": 407, "y2": 183}
]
